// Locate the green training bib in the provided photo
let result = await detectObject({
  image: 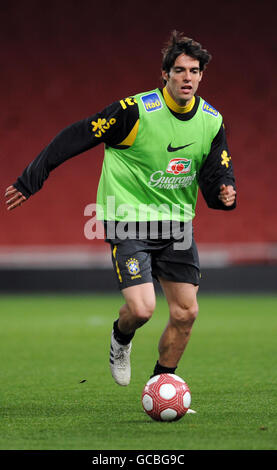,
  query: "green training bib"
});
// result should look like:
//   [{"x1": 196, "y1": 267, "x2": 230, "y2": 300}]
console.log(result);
[{"x1": 97, "y1": 88, "x2": 222, "y2": 222}]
